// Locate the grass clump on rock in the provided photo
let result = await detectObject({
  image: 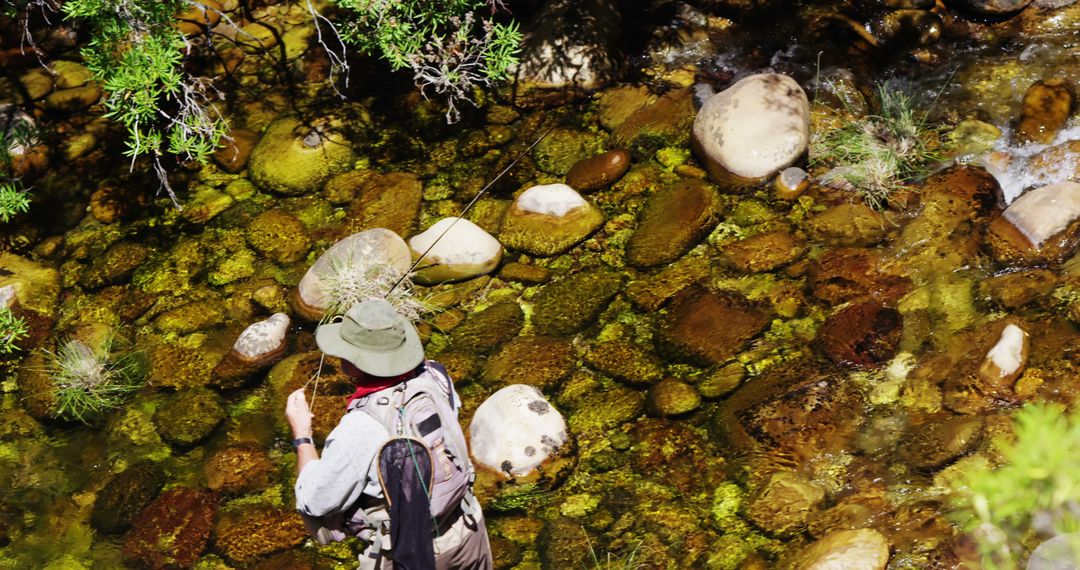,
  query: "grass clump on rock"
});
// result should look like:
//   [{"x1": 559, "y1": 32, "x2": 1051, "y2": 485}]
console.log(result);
[
  {"x1": 44, "y1": 336, "x2": 146, "y2": 423},
  {"x1": 810, "y1": 83, "x2": 946, "y2": 211}
]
